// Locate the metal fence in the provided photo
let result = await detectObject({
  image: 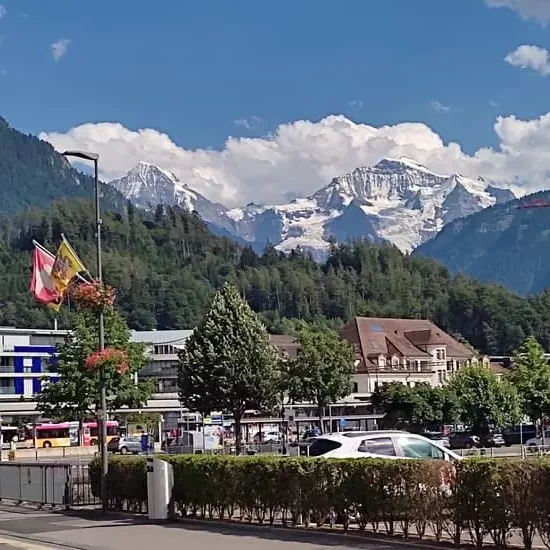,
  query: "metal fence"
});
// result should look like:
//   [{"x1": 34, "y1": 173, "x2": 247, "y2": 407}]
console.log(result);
[{"x1": 0, "y1": 462, "x2": 98, "y2": 508}]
